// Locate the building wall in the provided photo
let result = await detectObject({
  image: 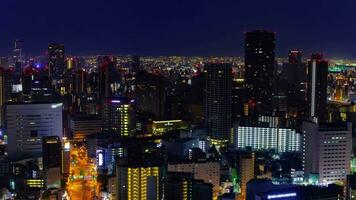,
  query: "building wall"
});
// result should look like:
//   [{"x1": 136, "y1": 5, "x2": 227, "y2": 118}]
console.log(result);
[
  {"x1": 303, "y1": 122, "x2": 352, "y2": 185},
  {"x1": 167, "y1": 162, "x2": 220, "y2": 200},
  {"x1": 6, "y1": 103, "x2": 63, "y2": 160},
  {"x1": 234, "y1": 124, "x2": 301, "y2": 153}
]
